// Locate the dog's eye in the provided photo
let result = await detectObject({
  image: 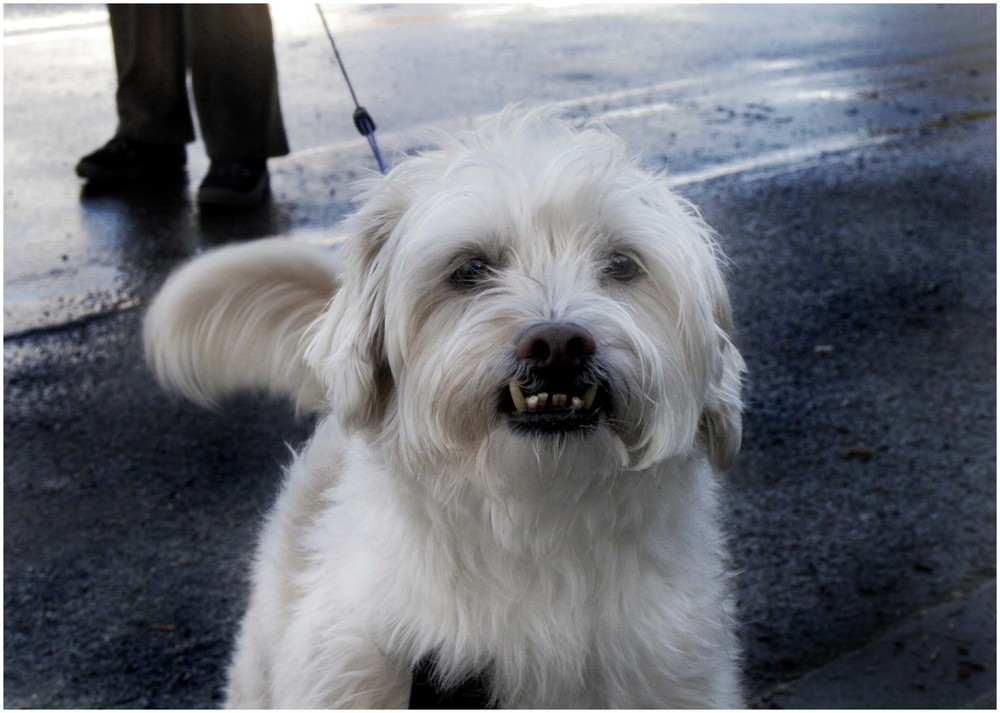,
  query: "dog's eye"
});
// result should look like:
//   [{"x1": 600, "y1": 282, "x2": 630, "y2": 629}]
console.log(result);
[
  {"x1": 451, "y1": 257, "x2": 492, "y2": 290},
  {"x1": 604, "y1": 253, "x2": 643, "y2": 283}
]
